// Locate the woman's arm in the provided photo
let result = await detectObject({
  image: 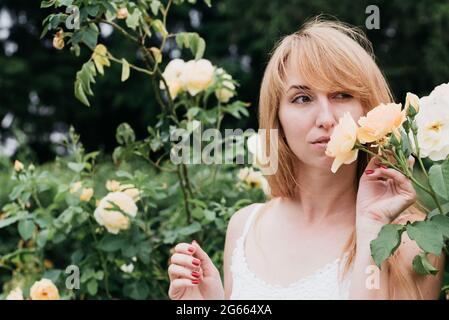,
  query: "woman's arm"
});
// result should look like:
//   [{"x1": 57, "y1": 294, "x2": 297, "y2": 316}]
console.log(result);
[
  {"x1": 394, "y1": 230, "x2": 445, "y2": 299},
  {"x1": 350, "y1": 215, "x2": 446, "y2": 300},
  {"x1": 349, "y1": 218, "x2": 392, "y2": 299},
  {"x1": 223, "y1": 204, "x2": 260, "y2": 299}
]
